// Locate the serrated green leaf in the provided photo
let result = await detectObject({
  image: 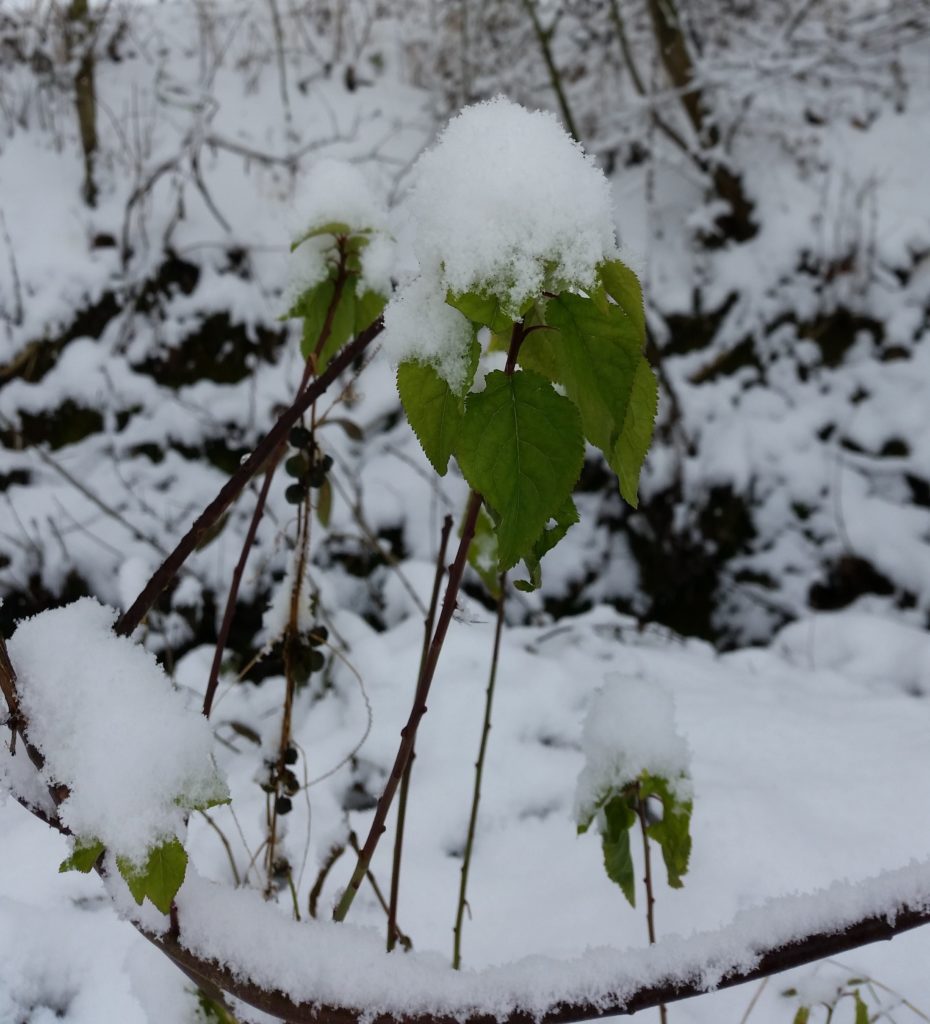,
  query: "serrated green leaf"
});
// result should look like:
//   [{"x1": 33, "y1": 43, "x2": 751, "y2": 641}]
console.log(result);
[
  {"x1": 117, "y1": 838, "x2": 188, "y2": 914},
  {"x1": 397, "y1": 362, "x2": 464, "y2": 476},
  {"x1": 514, "y1": 496, "x2": 579, "y2": 592},
  {"x1": 455, "y1": 370, "x2": 584, "y2": 571},
  {"x1": 602, "y1": 795, "x2": 638, "y2": 906},
  {"x1": 59, "y1": 838, "x2": 105, "y2": 874},
  {"x1": 613, "y1": 357, "x2": 658, "y2": 508},
  {"x1": 545, "y1": 292, "x2": 642, "y2": 452},
  {"x1": 535, "y1": 293, "x2": 657, "y2": 508},
  {"x1": 599, "y1": 259, "x2": 646, "y2": 342},
  {"x1": 641, "y1": 772, "x2": 692, "y2": 889},
  {"x1": 447, "y1": 289, "x2": 513, "y2": 334},
  {"x1": 467, "y1": 505, "x2": 502, "y2": 598}
]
